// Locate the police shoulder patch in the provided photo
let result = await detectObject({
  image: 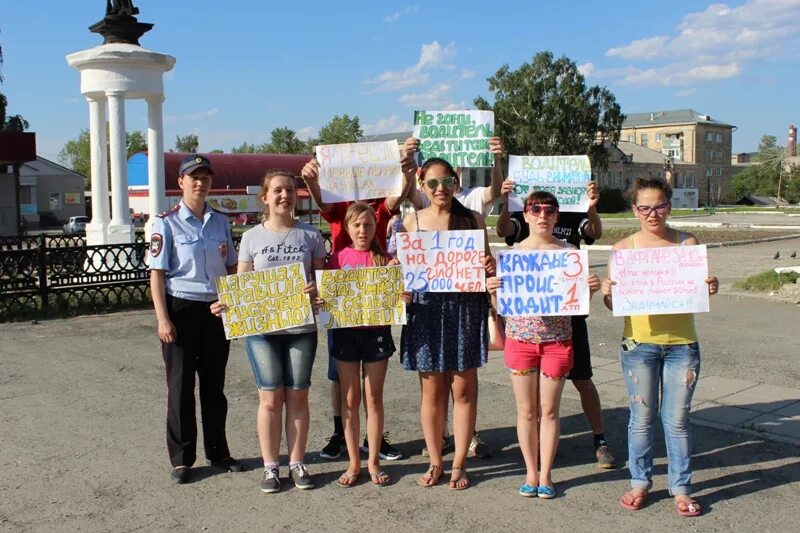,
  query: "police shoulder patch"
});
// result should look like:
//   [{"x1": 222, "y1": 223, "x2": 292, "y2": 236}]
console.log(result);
[{"x1": 150, "y1": 233, "x2": 164, "y2": 257}]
